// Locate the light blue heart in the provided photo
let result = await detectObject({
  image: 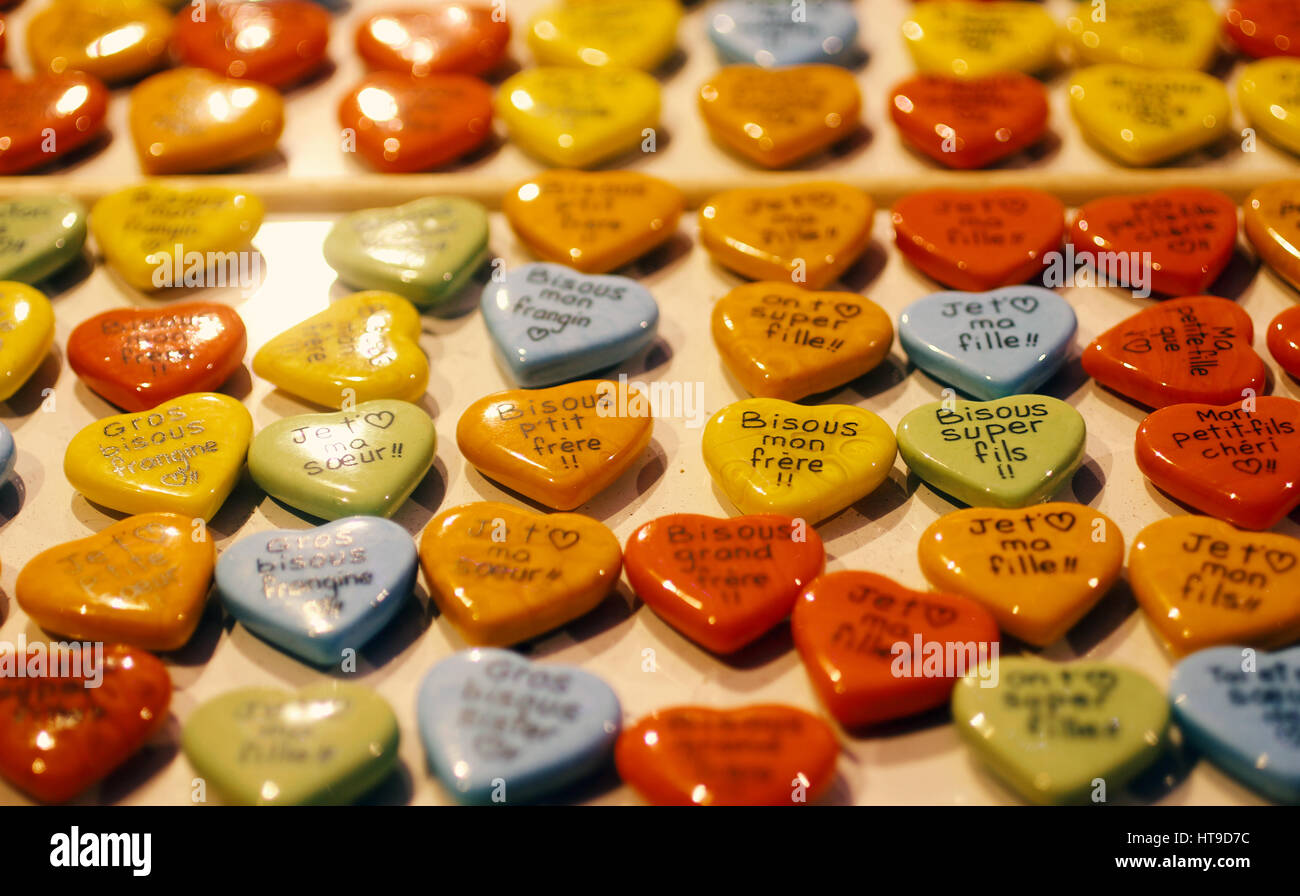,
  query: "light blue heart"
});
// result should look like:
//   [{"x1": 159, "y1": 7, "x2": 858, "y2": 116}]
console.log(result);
[
  {"x1": 216, "y1": 516, "x2": 415, "y2": 667},
  {"x1": 0, "y1": 422, "x2": 13, "y2": 486},
  {"x1": 417, "y1": 648, "x2": 621, "y2": 805},
  {"x1": 708, "y1": 0, "x2": 859, "y2": 66},
  {"x1": 481, "y1": 262, "x2": 659, "y2": 387},
  {"x1": 898, "y1": 286, "x2": 1077, "y2": 400},
  {"x1": 1170, "y1": 645, "x2": 1300, "y2": 804}
]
